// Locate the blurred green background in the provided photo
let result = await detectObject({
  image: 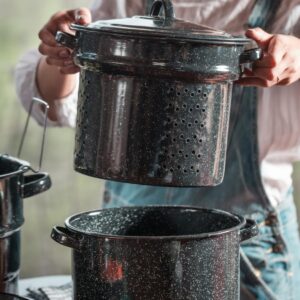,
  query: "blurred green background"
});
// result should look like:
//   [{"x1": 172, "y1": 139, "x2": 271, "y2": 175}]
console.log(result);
[{"x1": 0, "y1": 0, "x2": 300, "y2": 279}]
